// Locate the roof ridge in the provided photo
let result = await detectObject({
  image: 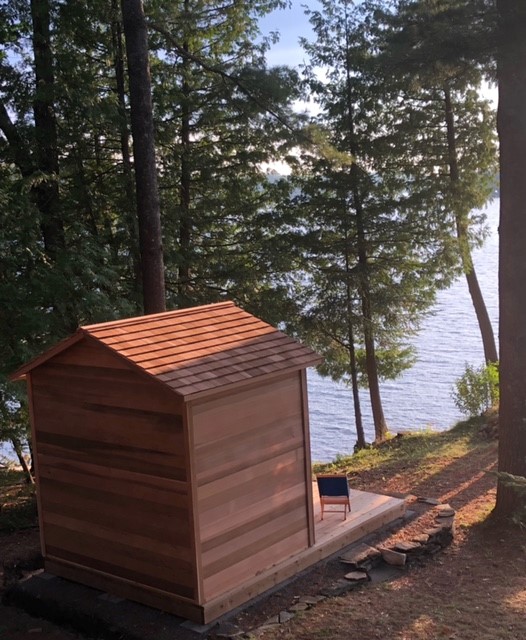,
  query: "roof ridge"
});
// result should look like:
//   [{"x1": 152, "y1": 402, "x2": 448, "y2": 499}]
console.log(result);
[{"x1": 81, "y1": 301, "x2": 236, "y2": 332}]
